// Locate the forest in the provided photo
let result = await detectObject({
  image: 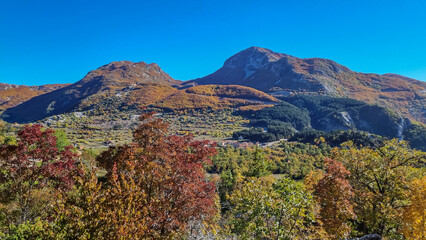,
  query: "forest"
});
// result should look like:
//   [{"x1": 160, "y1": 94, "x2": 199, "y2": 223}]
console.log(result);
[
  {"x1": 0, "y1": 113, "x2": 424, "y2": 240},
  {"x1": 233, "y1": 95, "x2": 426, "y2": 151}
]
